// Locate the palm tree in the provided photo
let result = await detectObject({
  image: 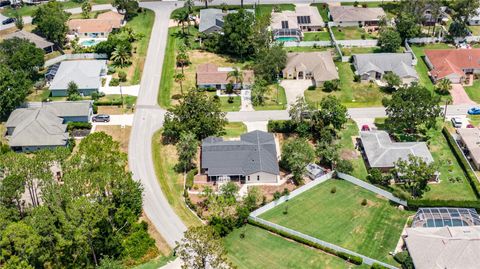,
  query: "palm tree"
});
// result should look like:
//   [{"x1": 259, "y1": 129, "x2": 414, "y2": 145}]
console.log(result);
[
  {"x1": 184, "y1": 0, "x2": 194, "y2": 15},
  {"x1": 110, "y1": 45, "x2": 131, "y2": 67},
  {"x1": 176, "y1": 51, "x2": 189, "y2": 74},
  {"x1": 174, "y1": 72, "x2": 186, "y2": 94},
  {"x1": 200, "y1": 0, "x2": 213, "y2": 9},
  {"x1": 436, "y1": 78, "x2": 452, "y2": 95},
  {"x1": 227, "y1": 67, "x2": 244, "y2": 90},
  {"x1": 173, "y1": 10, "x2": 189, "y2": 35}
]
